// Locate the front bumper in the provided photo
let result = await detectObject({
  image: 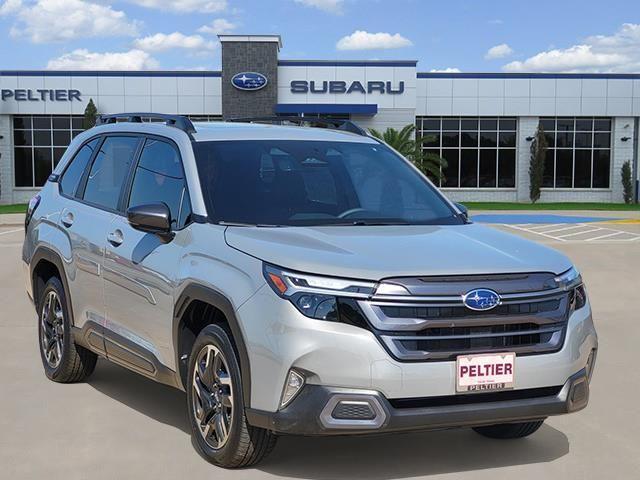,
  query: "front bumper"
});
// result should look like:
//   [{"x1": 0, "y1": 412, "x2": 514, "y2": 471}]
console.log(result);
[{"x1": 247, "y1": 367, "x2": 592, "y2": 436}]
